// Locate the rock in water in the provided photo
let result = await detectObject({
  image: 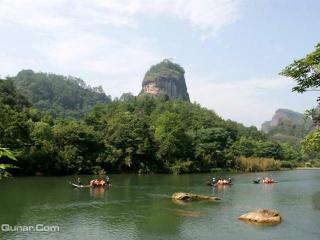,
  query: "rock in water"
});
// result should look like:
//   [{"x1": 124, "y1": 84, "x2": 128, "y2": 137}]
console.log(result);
[
  {"x1": 238, "y1": 209, "x2": 282, "y2": 224},
  {"x1": 172, "y1": 192, "x2": 221, "y2": 201},
  {"x1": 140, "y1": 59, "x2": 190, "y2": 101}
]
